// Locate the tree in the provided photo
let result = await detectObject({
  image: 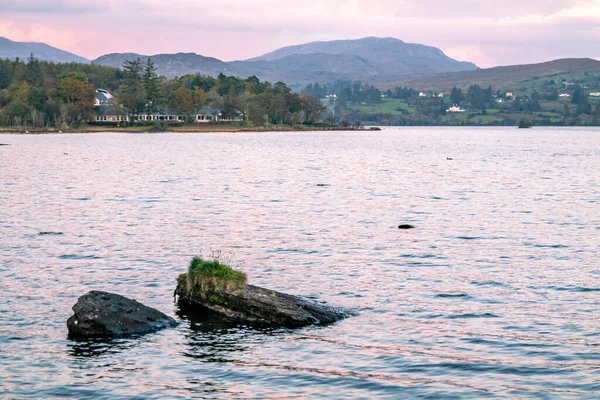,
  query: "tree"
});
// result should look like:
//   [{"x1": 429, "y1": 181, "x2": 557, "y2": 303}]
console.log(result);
[
  {"x1": 25, "y1": 54, "x2": 43, "y2": 87},
  {"x1": 7, "y1": 99, "x2": 30, "y2": 126},
  {"x1": 301, "y1": 95, "x2": 326, "y2": 124},
  {"x1": 572, "y1": 86, "x2": 588, "y2": 106},
  {"x1": 0, "y1": 64, "x2": 8, "y2": 90},
  {"x1": 169, "y1": 87, "x2": 194, "y2": 119},
  {"x1": 451, "y1": 87, "x2": 464, "y2": 104},
  {"x1": 192, "y1": 87, "x2": 207, "y2": 114},
  {"x1": 56, "y1": 73, "x2": 95, "y2": 126},
  {"x1": 142, "y1": 58, "x2": 159, "y2": 115},
  {"x1": 56, "y1": 73, "x2": 95, "y2": 105},
  {"x1": 119, "y1": 59, "x2": 145, "y2": 118}
]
